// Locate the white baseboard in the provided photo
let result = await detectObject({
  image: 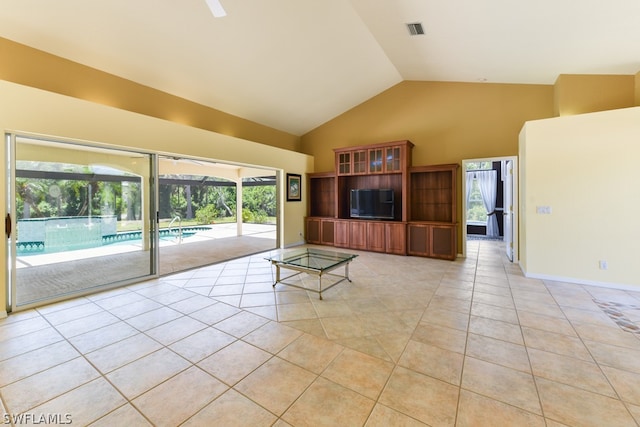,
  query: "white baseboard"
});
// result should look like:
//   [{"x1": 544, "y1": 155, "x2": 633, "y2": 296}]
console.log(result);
[
  {"x1": 0, "y1": 310, "x2": 7, "y2": 319},
  {"x1": 521, "y1": 268, "x2": 640, "y2": 292},
  {"x1": 284, "y1": 240, "x2": 306, "y2": 248}
]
